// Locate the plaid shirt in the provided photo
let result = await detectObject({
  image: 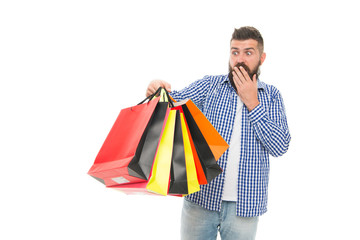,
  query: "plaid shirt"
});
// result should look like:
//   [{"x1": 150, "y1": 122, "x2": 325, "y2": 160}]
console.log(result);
[{"x1": 170, "y1": 75, "x2": 291, "y2": 217}]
